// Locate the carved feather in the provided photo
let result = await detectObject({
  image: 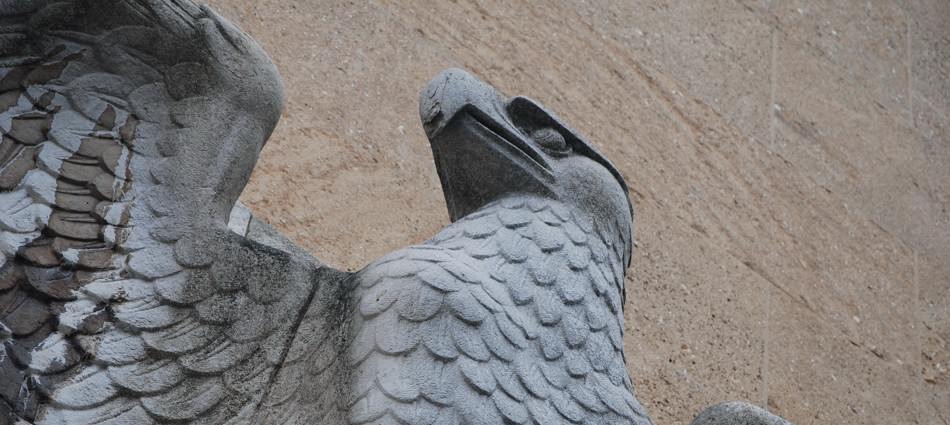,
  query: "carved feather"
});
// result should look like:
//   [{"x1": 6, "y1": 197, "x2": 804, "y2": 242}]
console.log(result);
[
  {"x1": 2, "y1": 2, "x2": 656, "y2": 424},
  {"x1": 259, "y1": 197, "x2": 649, "y2": 424},
  {"x1": 0, "y1": 2, "x2": 333, "y2": 424}
]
